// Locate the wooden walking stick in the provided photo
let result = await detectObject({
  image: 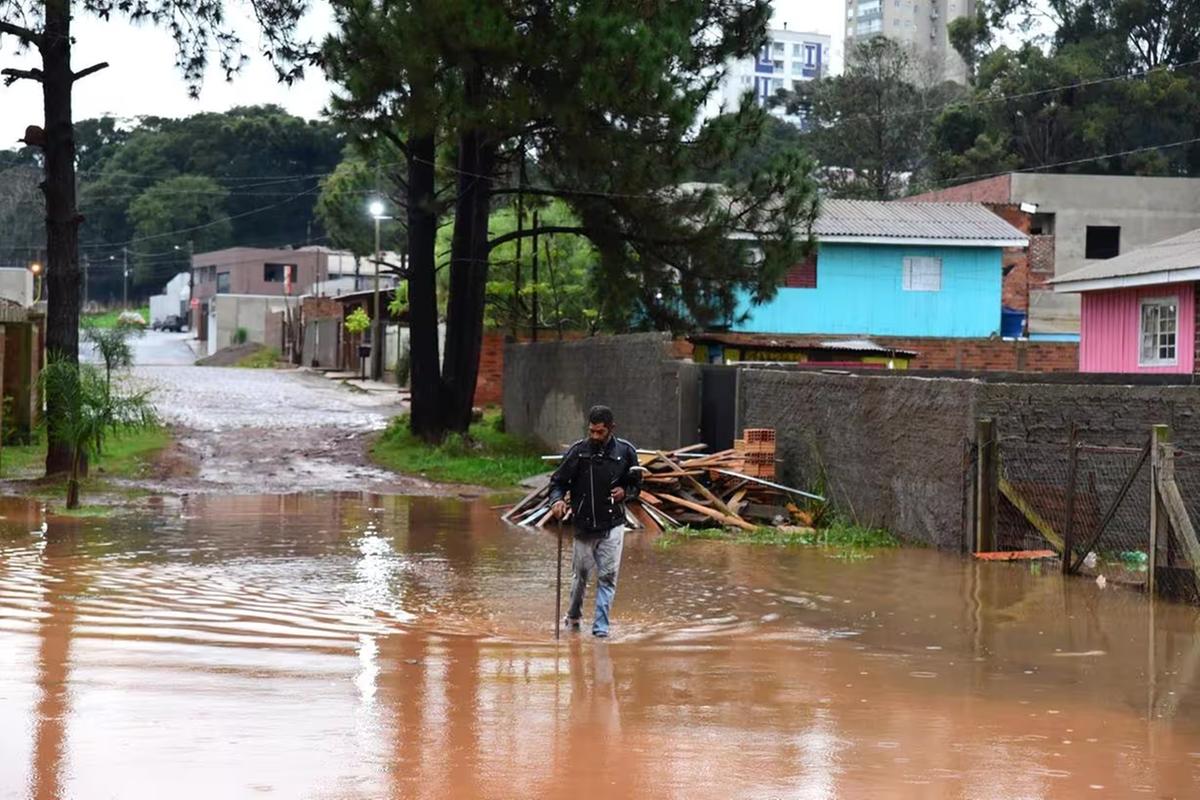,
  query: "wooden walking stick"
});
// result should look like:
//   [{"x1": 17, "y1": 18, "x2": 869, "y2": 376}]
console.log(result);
[{"x1": 555, "y1": 526, "x2": 563, "y2": 640}]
